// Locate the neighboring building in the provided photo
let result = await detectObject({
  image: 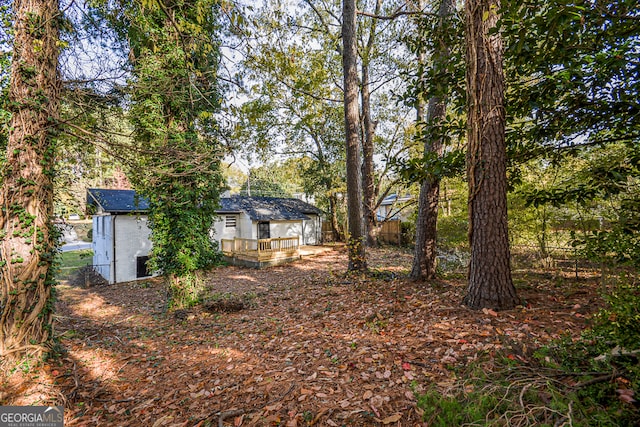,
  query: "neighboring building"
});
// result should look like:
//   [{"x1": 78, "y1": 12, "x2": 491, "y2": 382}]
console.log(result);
[
  {"x1": 212, "y1": 195, "x2": 323, "y2": 247},
  {"x1": 377, "y1": 194, "x2": 414, "y2": 222},
  {"x1": 87, "y1": 188, "x2": 153, "y2": 284}
]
